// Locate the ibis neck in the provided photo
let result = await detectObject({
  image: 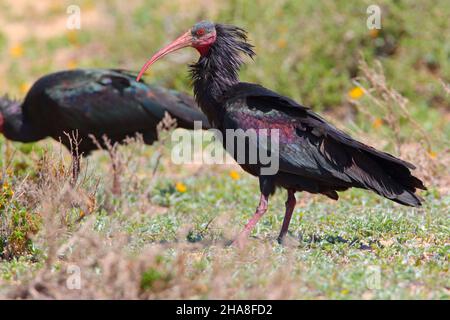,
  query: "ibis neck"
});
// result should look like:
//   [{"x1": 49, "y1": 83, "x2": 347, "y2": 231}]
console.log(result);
[
  {"x1": 188, "y1": 24, "x2": 255, "y2": 127},
  {"x1": 190, "y1": 54, "x2": 239, "y2": 127}
]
